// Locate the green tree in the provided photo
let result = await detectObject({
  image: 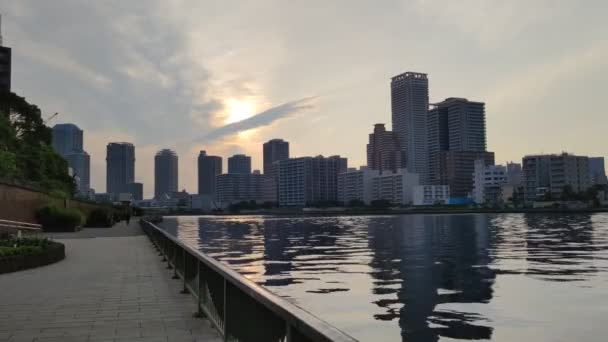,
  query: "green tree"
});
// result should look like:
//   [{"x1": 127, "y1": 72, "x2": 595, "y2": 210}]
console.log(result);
[{"x1": 0, "y1": 92, "x2": 75, "y2": 195}]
